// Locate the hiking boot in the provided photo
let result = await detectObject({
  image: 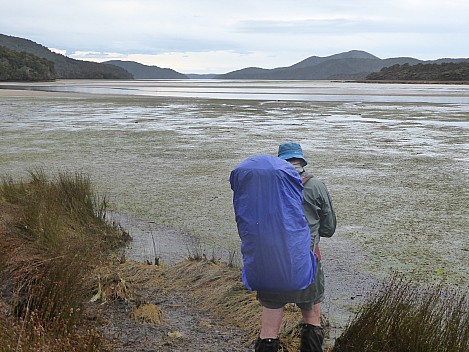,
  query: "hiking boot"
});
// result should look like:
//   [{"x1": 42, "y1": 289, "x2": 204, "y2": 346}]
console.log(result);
[
  {"x1": 254, "y1": 337, "x2": 280, "y2": 352},
  {"x1": 300, "y1": 323, "x2": 325, "y2": 352}
]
